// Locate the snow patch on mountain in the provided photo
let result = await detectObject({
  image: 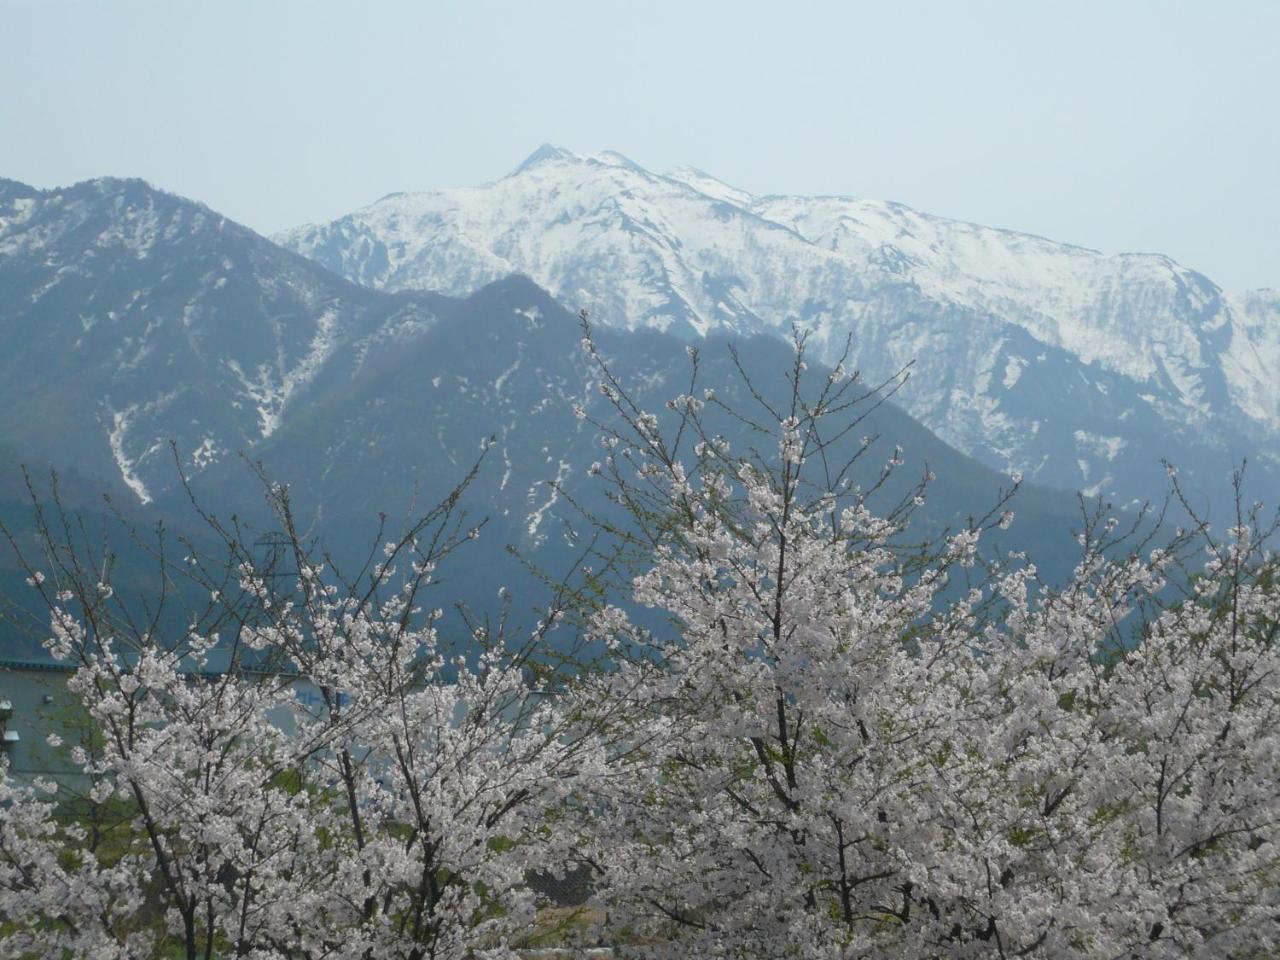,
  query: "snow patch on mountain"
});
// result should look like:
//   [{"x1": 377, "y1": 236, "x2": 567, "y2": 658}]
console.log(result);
[
  {"x1": 514, "y1": 305, "x2": 542, "y2": 328},
  {"x1": 106, "y1": 407, "x2": 152, "y2": 504},
  {"x1": 525, "y1": 459, "x2": 571, "y2": 547},
  {"x1": 226, "y1": 358, "x2": 286, "y2": 438},
  {"x1": 494, "y1": 358, "x2": 521, "y2": 394},
  {"x1": 191, "y1": 437, "x2": 222, "y2": 471},
  {"x1": 279, "y1": 307, "x2": 341, "y2": 425},
  {"x1": 187, "y1": 284, "x2": 352, "y2": 449},
  {"x1": 1073, "y1": 430, "x2": 1127, "y2": 462},
  {"x1": 1003, "y1": 356, "x2": 1027, "y2": 389}
]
